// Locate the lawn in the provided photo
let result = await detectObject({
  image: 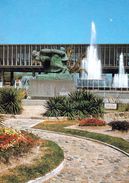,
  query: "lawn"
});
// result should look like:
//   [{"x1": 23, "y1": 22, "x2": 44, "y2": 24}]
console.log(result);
[{"x1": 34, "y1": 120, "x2": 129, "y2": 154}]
